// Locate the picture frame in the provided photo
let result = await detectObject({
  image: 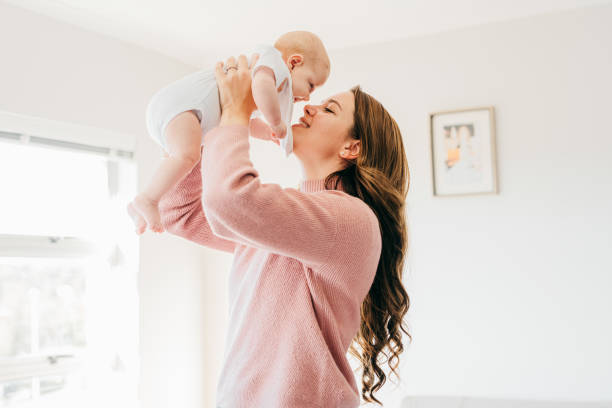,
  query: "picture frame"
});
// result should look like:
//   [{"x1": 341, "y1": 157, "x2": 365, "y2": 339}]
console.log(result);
[{"x1": 429, "y1": 106, "x2": 499, "y2": 196}]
